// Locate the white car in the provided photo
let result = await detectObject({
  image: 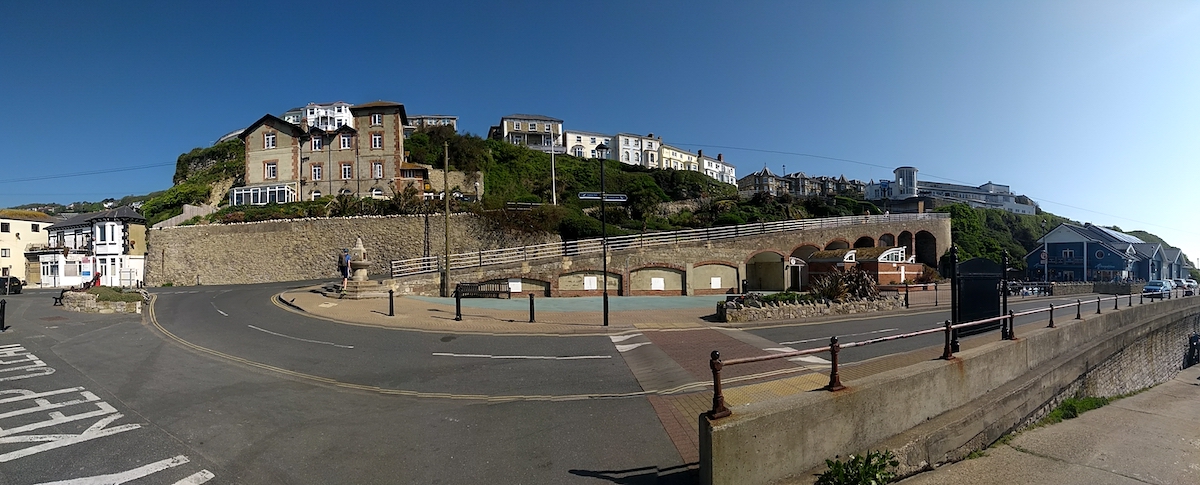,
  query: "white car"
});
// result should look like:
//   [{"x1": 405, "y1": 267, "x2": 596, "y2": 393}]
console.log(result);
[{"x1": 1186, "y1": 279, "x2": 1199, "y2": 289}]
